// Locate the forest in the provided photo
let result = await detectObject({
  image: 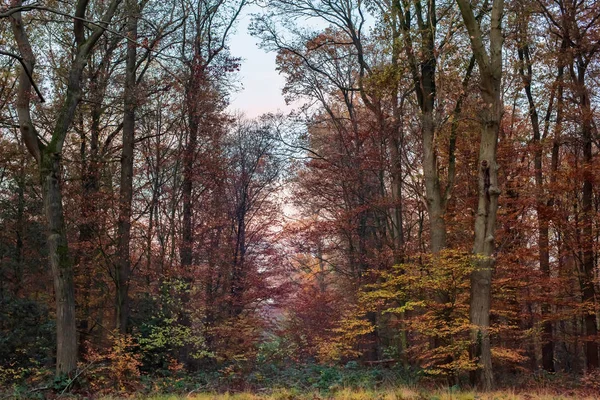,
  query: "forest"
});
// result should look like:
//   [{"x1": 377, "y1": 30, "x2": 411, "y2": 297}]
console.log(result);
[{"x1": 0, "y1": 0, "x2": 599, "y2": 398}]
